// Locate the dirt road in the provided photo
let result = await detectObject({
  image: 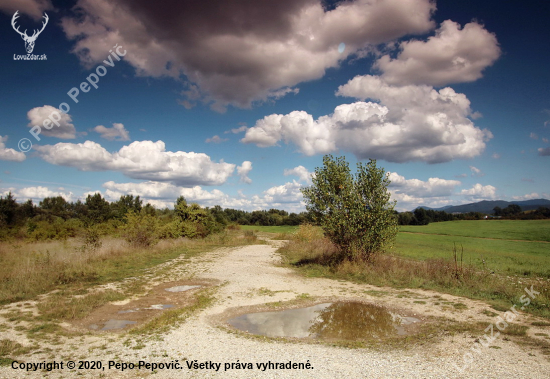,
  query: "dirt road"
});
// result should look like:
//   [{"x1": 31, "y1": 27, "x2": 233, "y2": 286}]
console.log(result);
[{"x1": 1, "y1": 240, "x2": 549, "y2": 378}]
